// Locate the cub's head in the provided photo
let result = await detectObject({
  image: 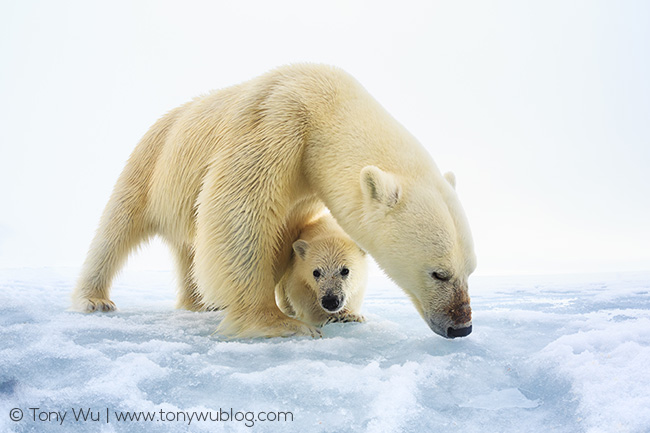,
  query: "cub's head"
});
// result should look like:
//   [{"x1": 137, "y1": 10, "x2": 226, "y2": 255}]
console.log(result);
[
  {"x1": 292, "y1": 235, "x2": 367, "y2": 314},
  {"x1": 359, "y1": 165, "x2": 476, "y2": 339}
]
